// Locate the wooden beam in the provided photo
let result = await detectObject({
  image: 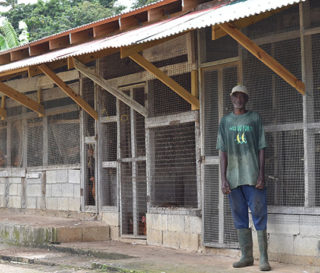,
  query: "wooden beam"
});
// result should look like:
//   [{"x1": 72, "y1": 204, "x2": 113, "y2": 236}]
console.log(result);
[
  {"x1": 70, "y1": 29, "x2": 93, "y2": 45},
  {"x1": 93, "y1": 21, "x2": 119, "y2": 38},
  {"x1": 38, "y1": 64, "x2": 98, "y2": 120},
  {"x1": 29, "y1": 42, "x2": 50, "y2": 56},
  {"x1": 120, "y1": 32, "x2": 185, "y2": 59},
  {"x1": 191, "y1": 70, "x2": 198, "y2": 111},
  {"x1": 212, "y1": 8, "x2": 286, "y2": 40},
  {"x1": 49, "y1": 36, "x2": 70, "y2": 50},
  {"x1": 219, "y1": 23, "x2": 305, "y2": 95},
  {"x1": 0, "y1": 96, "x2": 6, "y2": 120},
  {"x1": 123, "y1": 51, "x2": 199, "y2": 109},
  {"x1": 0, "y1": 81, "x2": 44, "y2": 116},
  {"x1": 0, "y1": 53, "x2": 10, "y2": 65},
  {"x1": 10, "y1": 48, "x2": 29, "y2": 62},
  {"x1": 72, "y1": 58, "x2": 148, "y2": 117}
]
